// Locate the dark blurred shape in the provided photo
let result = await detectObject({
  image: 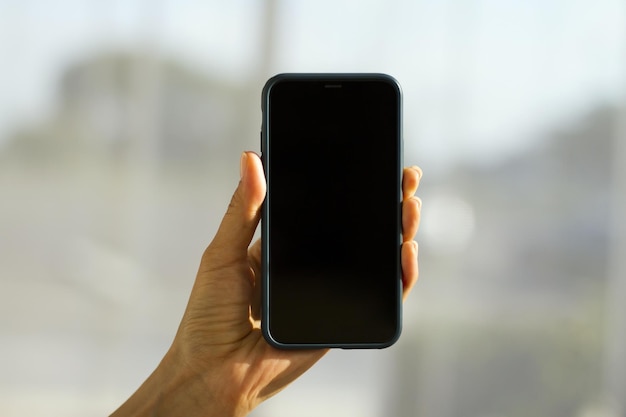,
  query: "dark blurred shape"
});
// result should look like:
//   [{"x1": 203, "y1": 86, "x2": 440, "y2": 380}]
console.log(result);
[{"x1": 2, "y1": 51, "x2": 247, "y2": 168}]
